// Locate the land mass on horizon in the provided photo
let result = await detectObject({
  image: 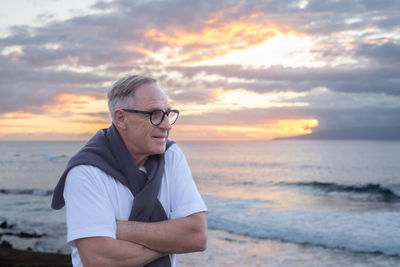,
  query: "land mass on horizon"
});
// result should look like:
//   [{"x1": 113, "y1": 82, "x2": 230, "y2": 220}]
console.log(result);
[{"x1": 275, "y1": 126, "x2": 400, "y2": 140}]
